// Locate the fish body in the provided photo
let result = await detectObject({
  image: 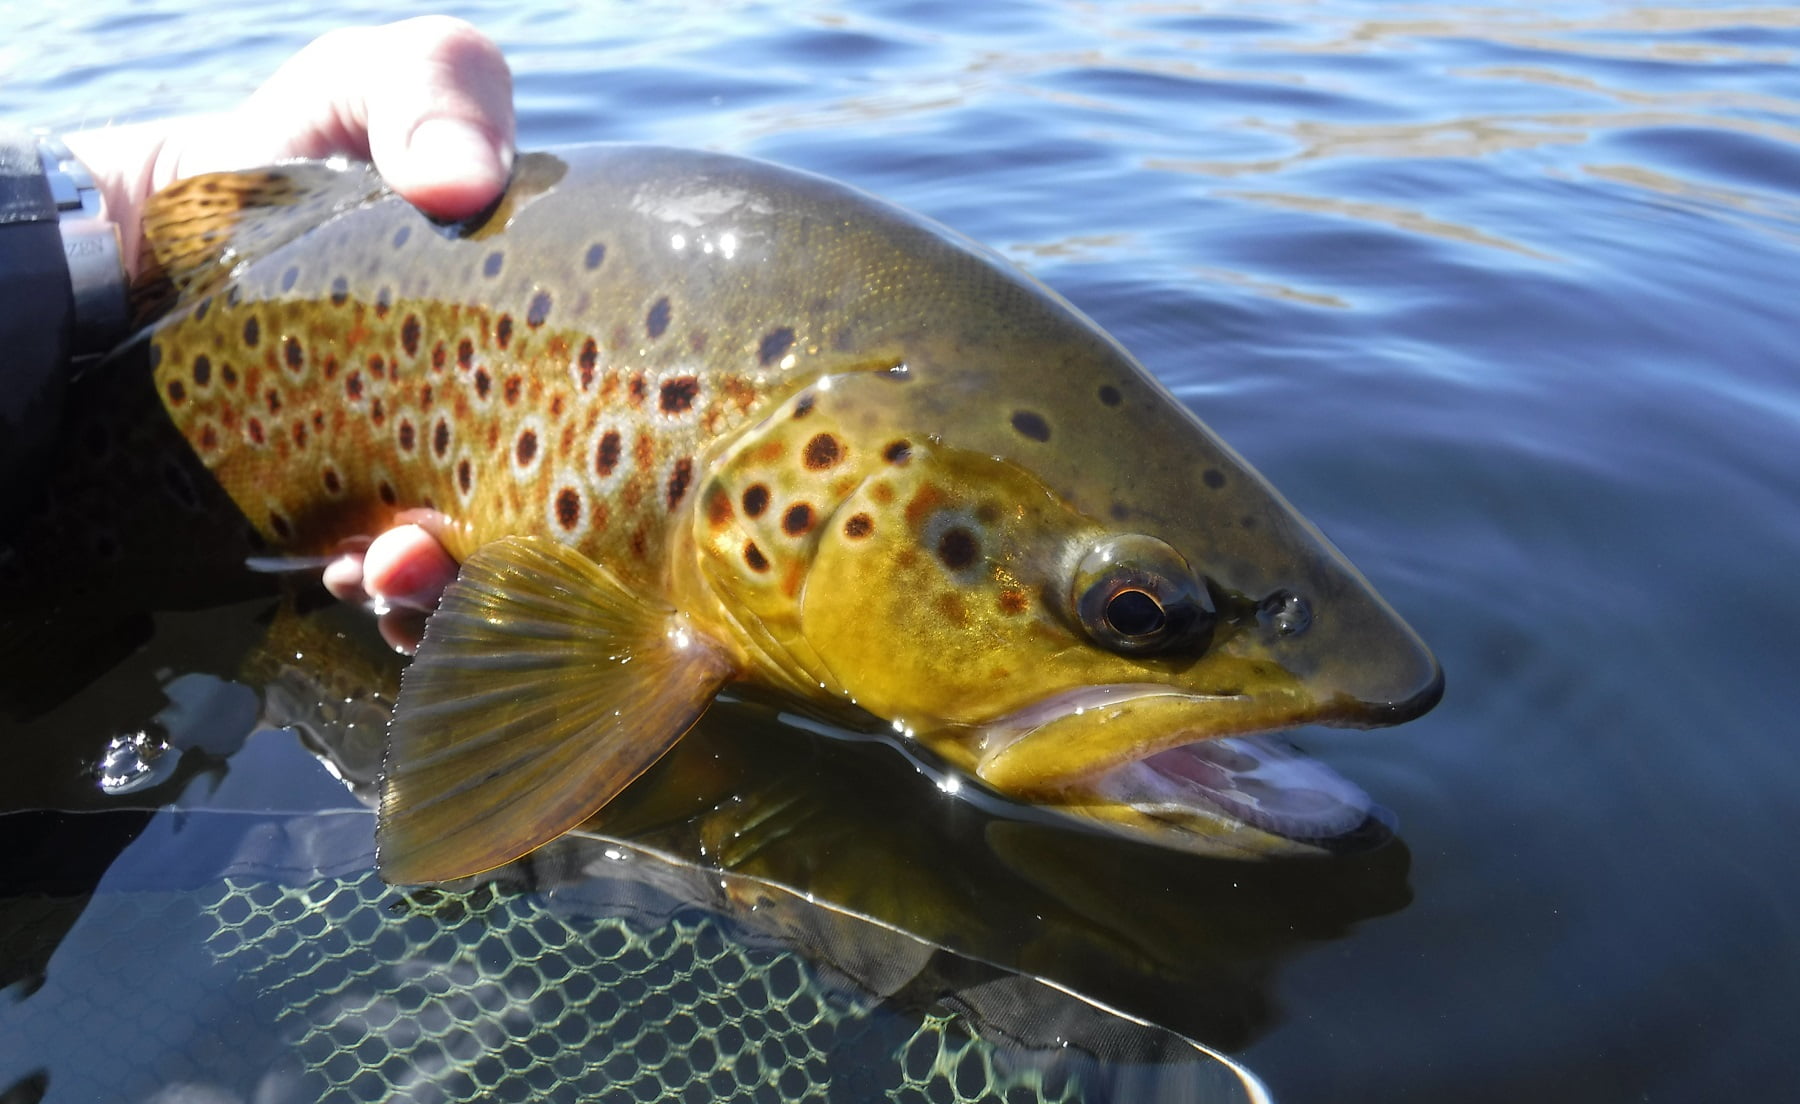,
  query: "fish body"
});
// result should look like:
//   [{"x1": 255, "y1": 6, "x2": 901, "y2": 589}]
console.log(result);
[{"x1": 137, "y1": 145, "x2": 1441, "y2": 882}]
